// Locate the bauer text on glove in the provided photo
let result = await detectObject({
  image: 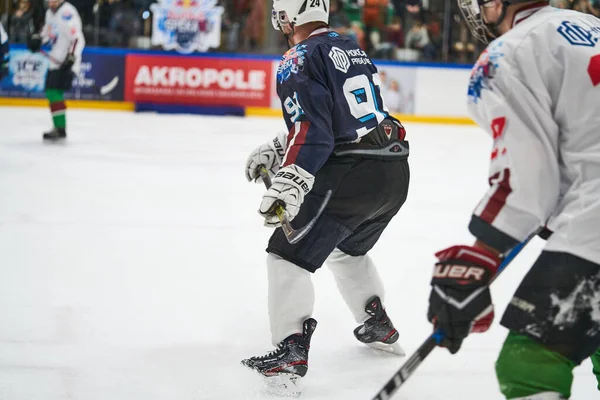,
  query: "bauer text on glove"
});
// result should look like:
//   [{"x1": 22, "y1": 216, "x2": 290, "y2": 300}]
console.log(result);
[
  {"x1": 427, "y1": 244, "x2": 501, "y2": 354},
  {"x1": 259, "y1": 165, "x2": 314, "y2": 227}
]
